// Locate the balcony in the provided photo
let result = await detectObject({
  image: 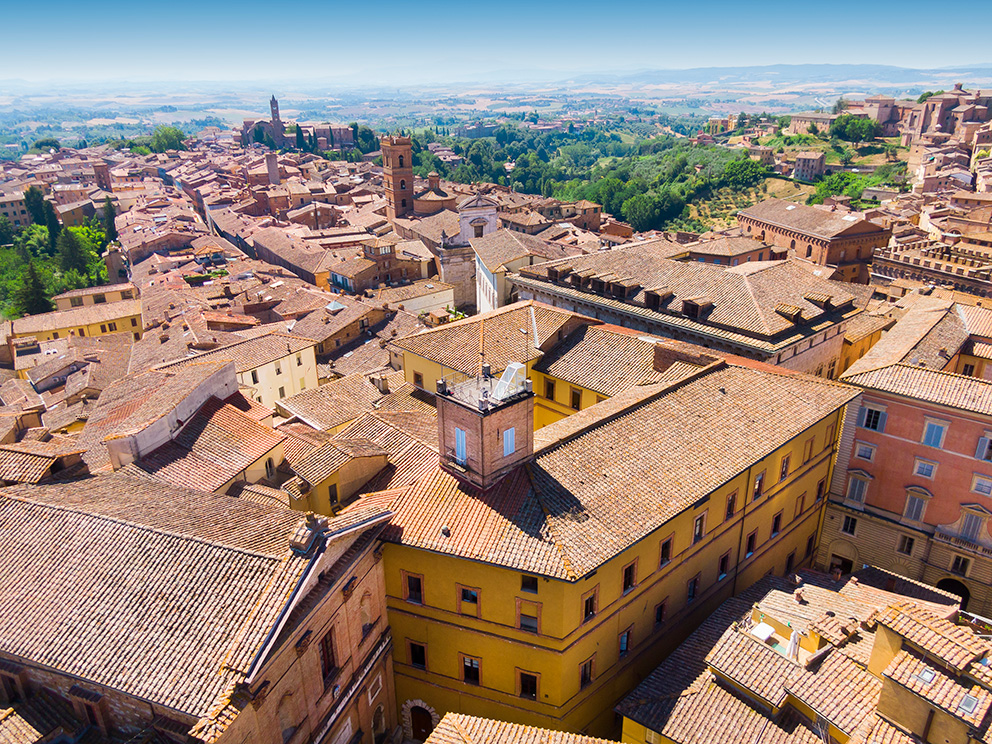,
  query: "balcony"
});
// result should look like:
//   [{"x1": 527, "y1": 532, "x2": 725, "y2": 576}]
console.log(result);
[{"x1": 934, "y1": 528, "x2": 992, "y2": 557}]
